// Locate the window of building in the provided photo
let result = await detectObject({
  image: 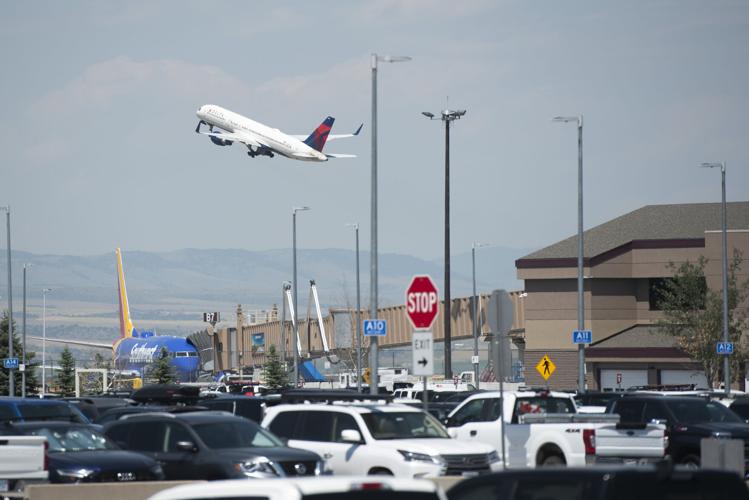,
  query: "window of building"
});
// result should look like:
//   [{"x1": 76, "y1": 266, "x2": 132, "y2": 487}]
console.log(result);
[{"x1": 648, "y1": 277, "x2": 706, "y2": 311}]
